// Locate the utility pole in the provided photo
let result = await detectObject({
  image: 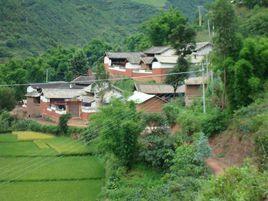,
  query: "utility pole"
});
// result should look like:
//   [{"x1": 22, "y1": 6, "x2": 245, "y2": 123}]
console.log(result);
[
  {"x1": 208, "y1": 19, "x2": 211, "y2": 40},
  {"x1": 198, "y1": 6, "x2": 202, "y2": 27},
  {"x1": 202, "y1": 62, "x2": 206, "y2": 114},
  {"x1": 46, "y1": 69, "x2": 49, "y2": 83}
]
